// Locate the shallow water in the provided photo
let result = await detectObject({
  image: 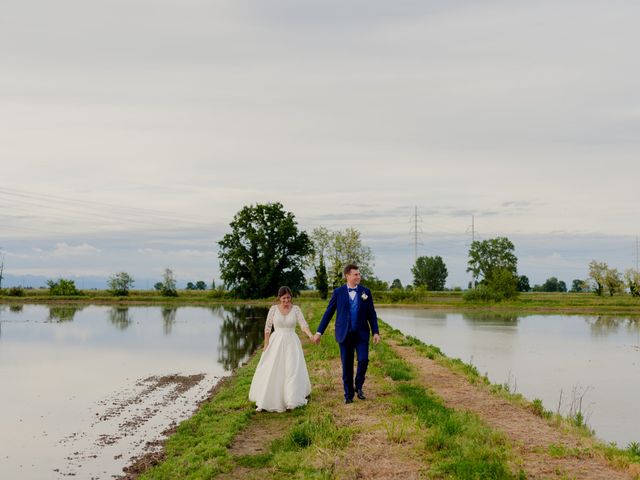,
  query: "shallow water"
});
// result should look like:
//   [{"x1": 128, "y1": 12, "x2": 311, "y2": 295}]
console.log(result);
[
  {"x1": 0, "y1": 304, "x2": 266, "y2": 479},
  {"x1": 378, "y1": 308, "x2": 640, "y2": 447}
]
